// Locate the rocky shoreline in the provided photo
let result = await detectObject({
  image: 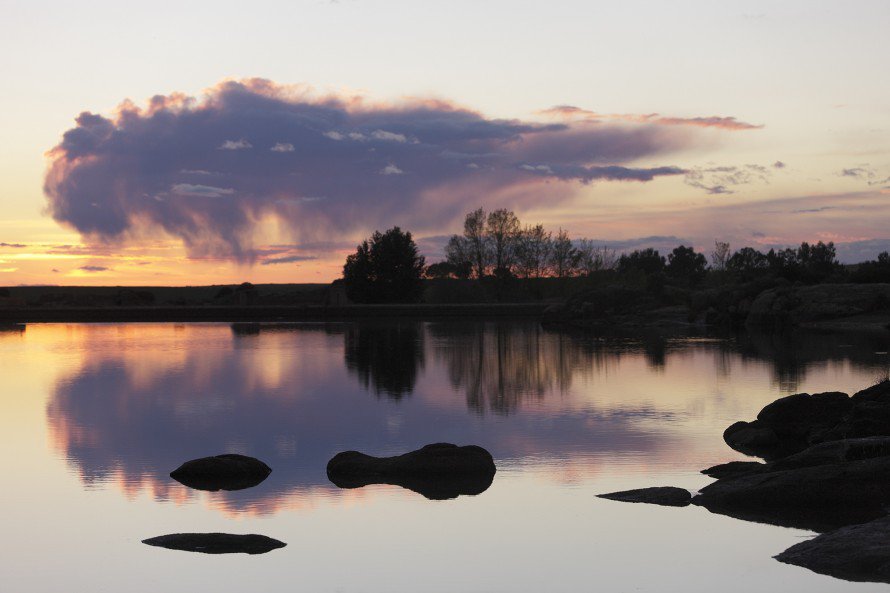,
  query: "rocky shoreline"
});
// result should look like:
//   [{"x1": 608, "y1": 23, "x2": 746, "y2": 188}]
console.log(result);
[{"x1": 599, "y1": 379, "x2": 890, "y2": 584}]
